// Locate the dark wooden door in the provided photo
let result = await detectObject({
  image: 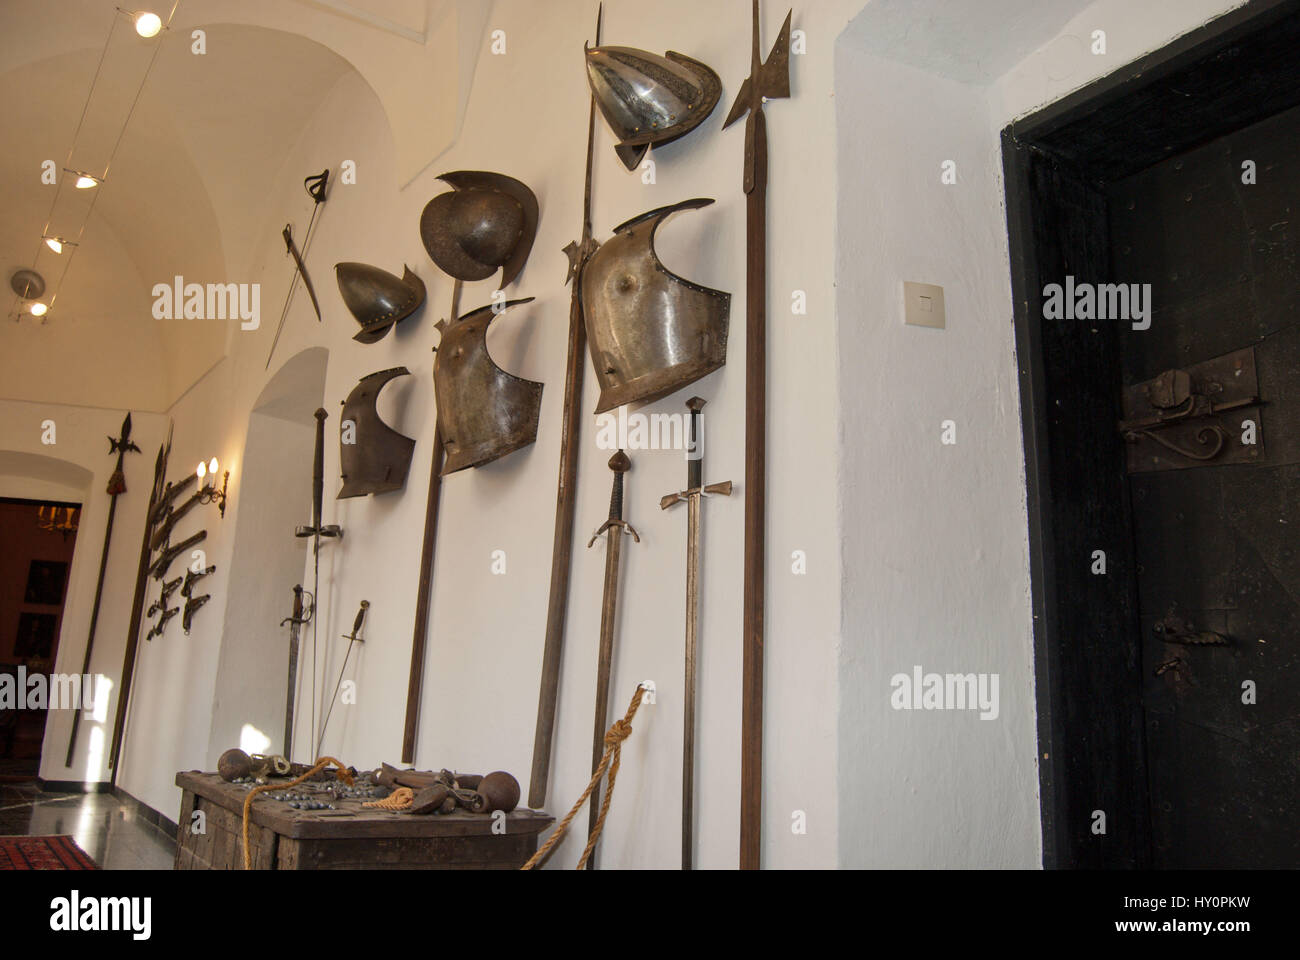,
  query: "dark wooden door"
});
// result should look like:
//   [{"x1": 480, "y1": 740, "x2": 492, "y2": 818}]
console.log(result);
[{"x1": 1109, "y1": 104, "x2": 1300, "y2": 868}]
